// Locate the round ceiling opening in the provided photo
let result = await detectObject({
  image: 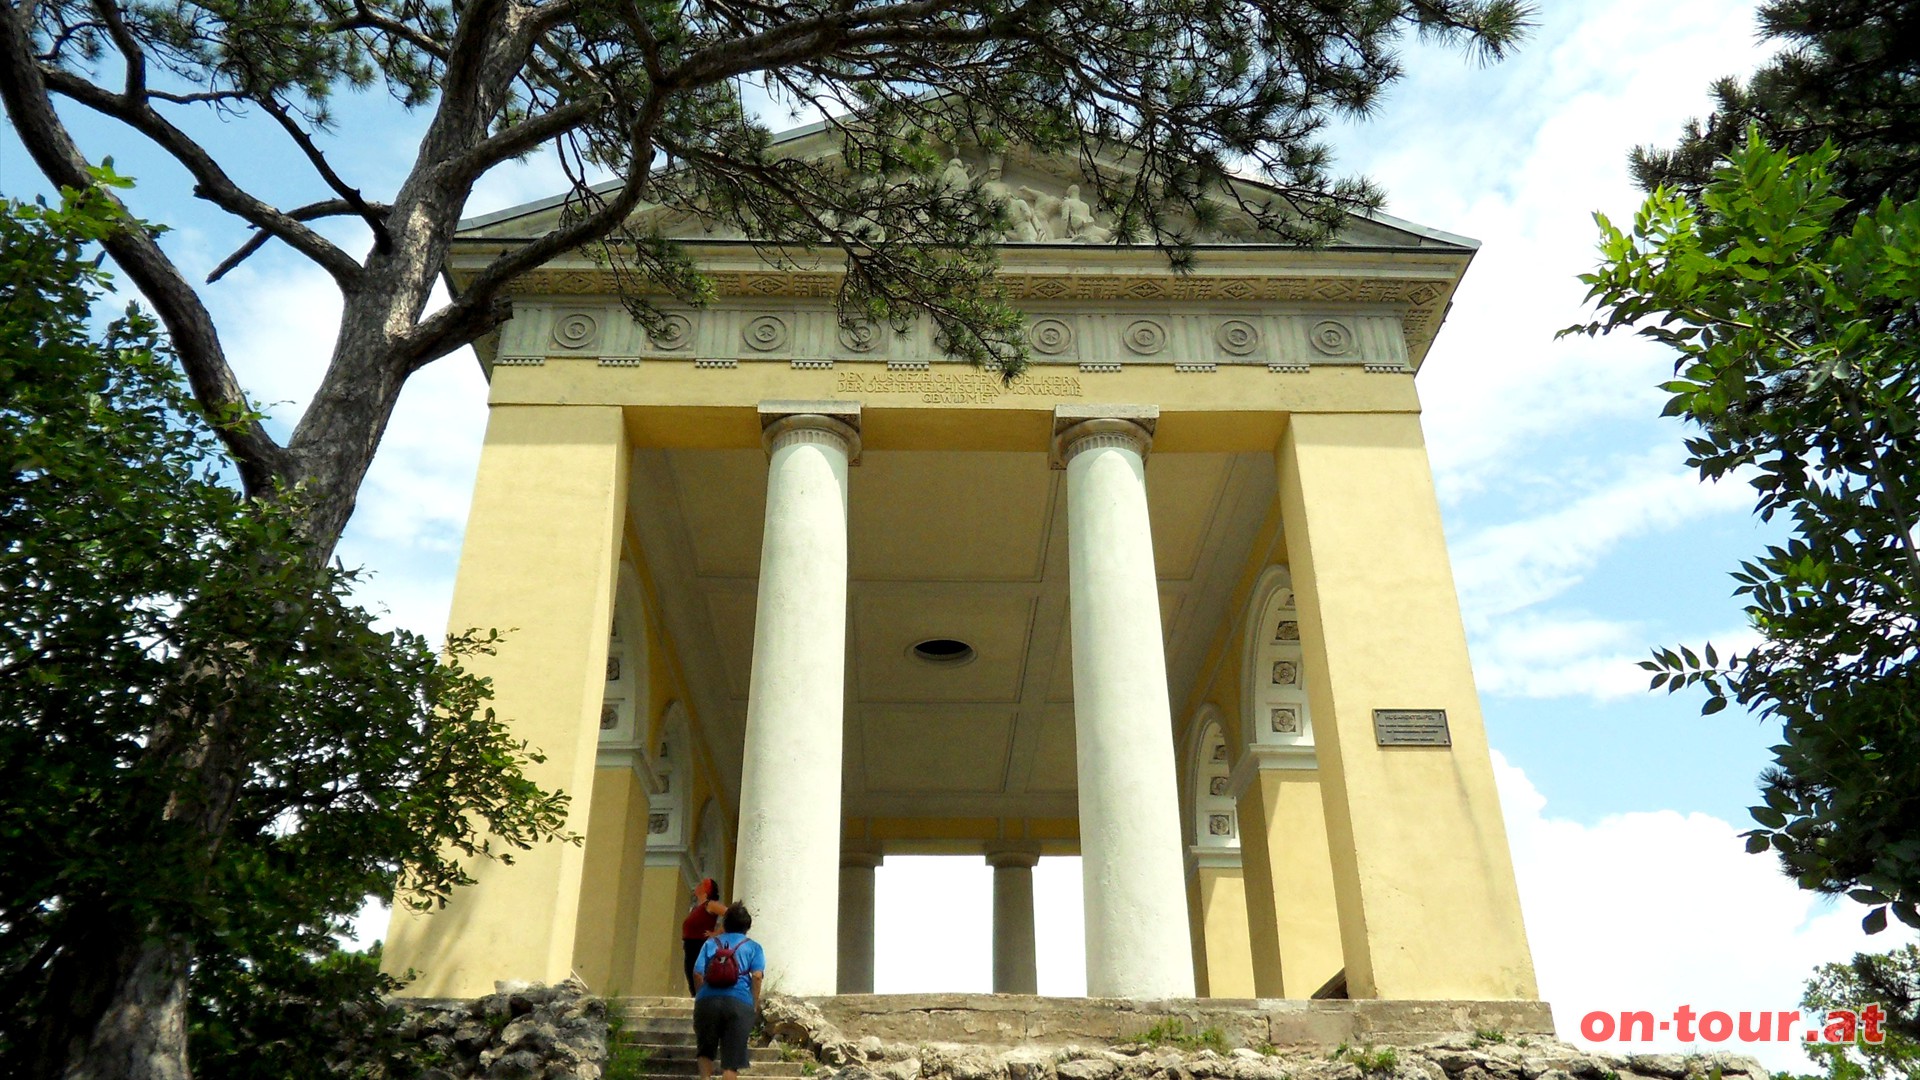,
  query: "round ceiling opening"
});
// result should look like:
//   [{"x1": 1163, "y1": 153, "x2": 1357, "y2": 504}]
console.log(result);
[{"x1": 911, "y1": 638, "x2": 976, "y2": 665}]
